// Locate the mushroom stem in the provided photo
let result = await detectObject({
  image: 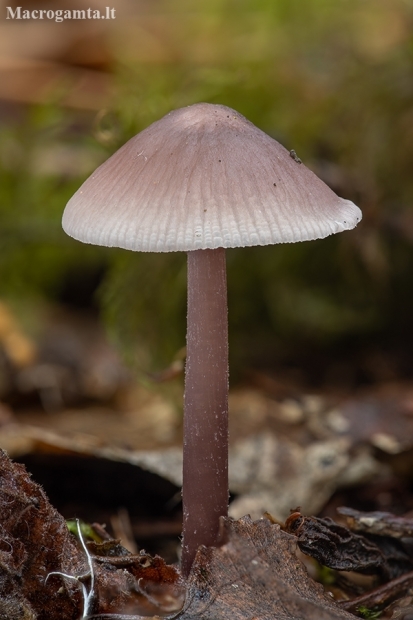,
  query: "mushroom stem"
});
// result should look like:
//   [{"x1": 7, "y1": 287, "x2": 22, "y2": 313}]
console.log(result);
[{"x1": 182, "y1": 247, "x2": 229, "y2": 577}]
